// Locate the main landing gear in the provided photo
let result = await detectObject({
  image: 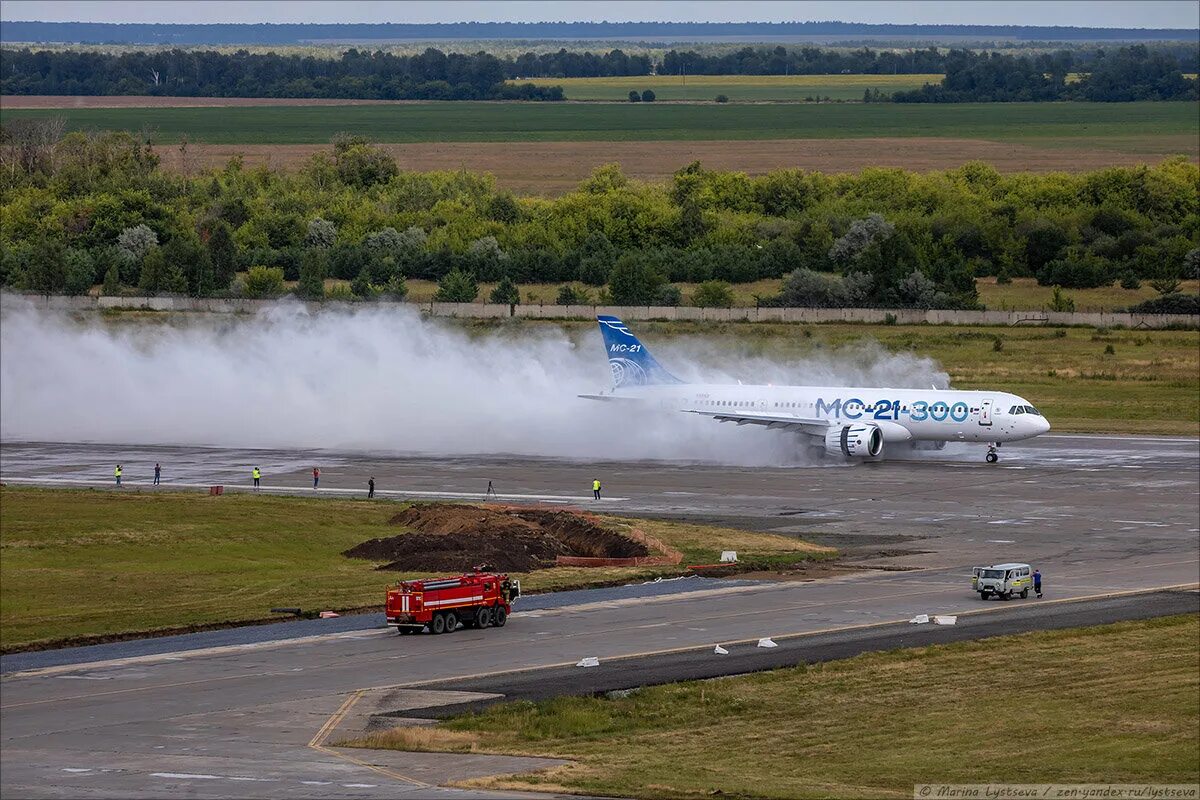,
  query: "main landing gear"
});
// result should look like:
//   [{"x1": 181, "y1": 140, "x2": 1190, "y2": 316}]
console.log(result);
[{"x1": 985, "y1": 443, "x2": 1000, "y2": 463}]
